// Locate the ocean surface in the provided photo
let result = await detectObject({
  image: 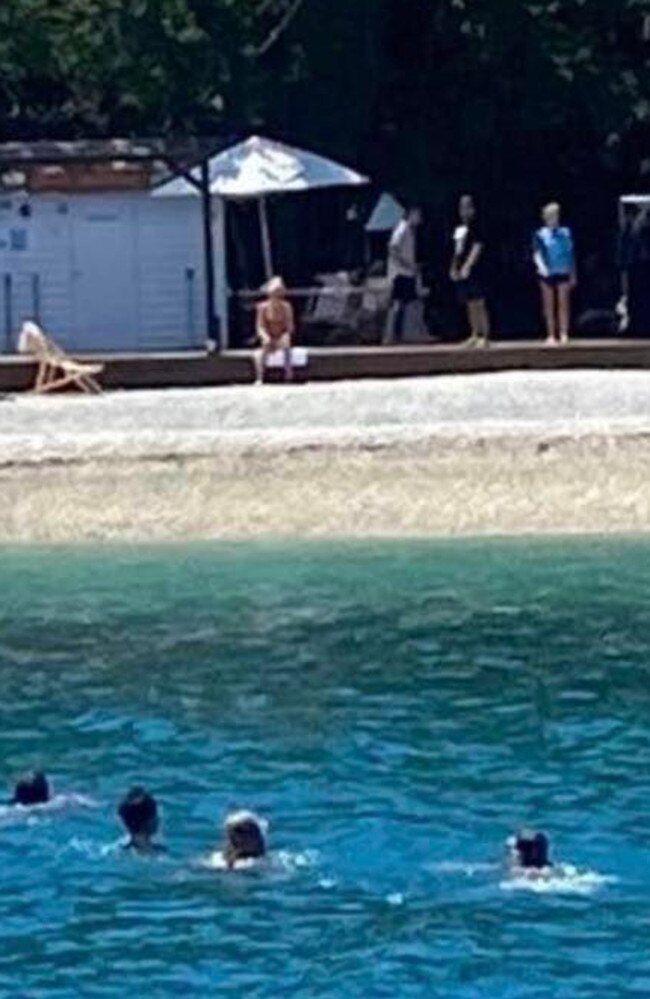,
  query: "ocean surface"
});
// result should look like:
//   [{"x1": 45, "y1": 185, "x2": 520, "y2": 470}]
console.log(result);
[{"x1": 1, "y1": 539, "x2": 649, "y2": 998}]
